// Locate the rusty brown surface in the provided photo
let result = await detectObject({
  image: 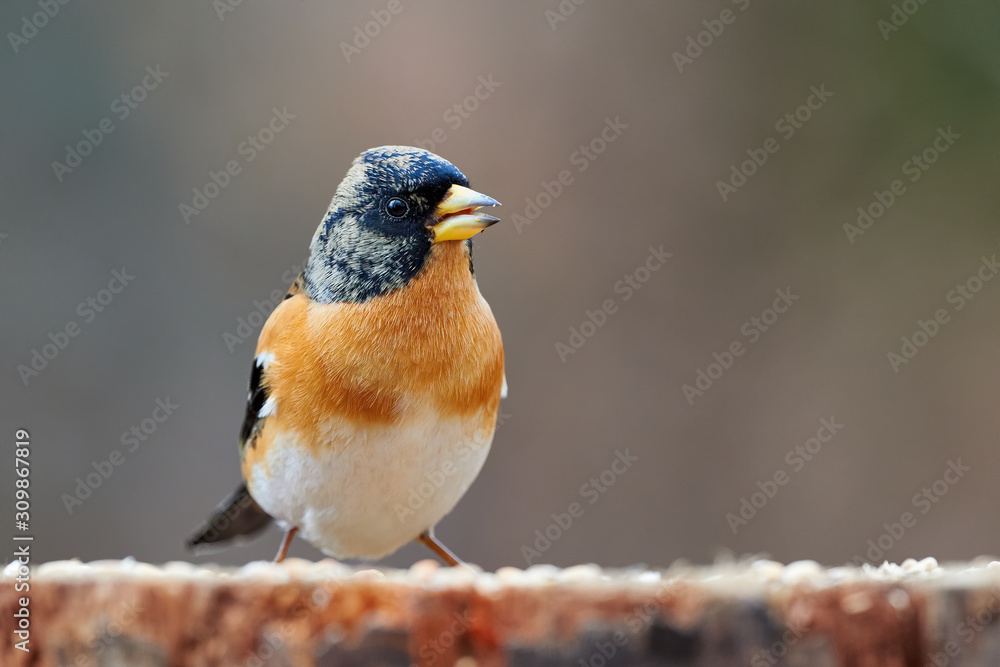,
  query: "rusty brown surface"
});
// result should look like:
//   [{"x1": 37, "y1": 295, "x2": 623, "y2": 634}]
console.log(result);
[{"x1": 4, "y1": 559, "x2": 999, "y2": 666}]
